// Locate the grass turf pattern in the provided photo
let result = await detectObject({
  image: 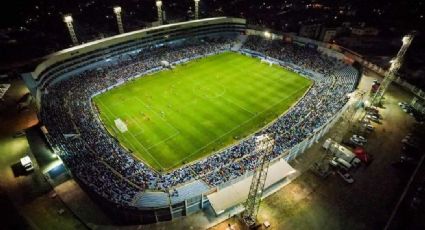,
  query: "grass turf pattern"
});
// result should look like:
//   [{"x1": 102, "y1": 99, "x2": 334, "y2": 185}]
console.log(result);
[{"x1": 93, "y1": 52, "x2": 312, "y2": 171}]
